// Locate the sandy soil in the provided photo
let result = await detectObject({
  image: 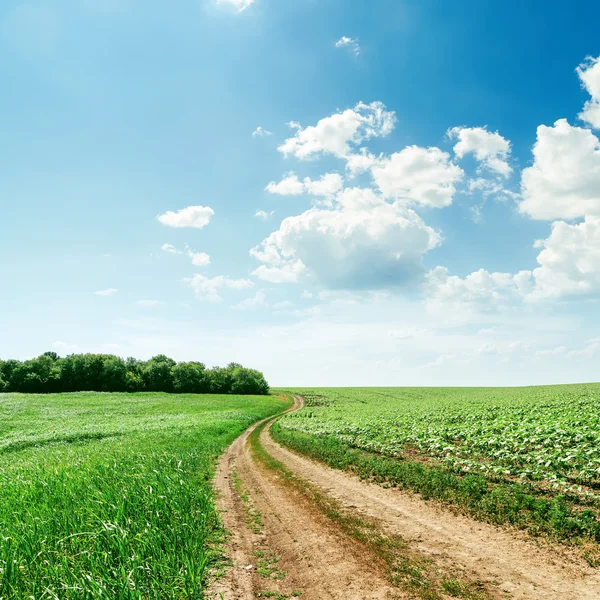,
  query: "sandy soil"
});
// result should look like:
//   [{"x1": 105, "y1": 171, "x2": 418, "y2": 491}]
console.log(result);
[{"x1": 209, "y1": 395, "x2": 600, "y2": 600}]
